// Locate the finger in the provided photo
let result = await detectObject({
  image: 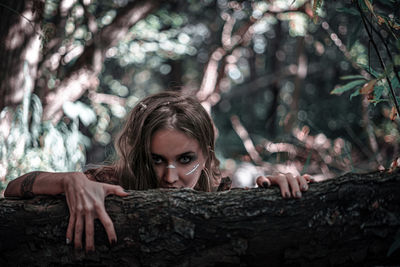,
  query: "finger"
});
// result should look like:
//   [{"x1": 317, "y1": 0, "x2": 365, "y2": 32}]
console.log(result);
[
  {"x1": 270, "y1": 173, "x2": 291, "y2": 198},
  {"x1": 256, "y1": 176, "x2": 271, "y2": 188},
  {"x1": 66, "y1": 211, "x2": 75, "y2": 245},
  {"x1": 303, "y1": 174, "x2": 315, "y2": 183},
  {"x1": 85, "y1": 213, "x2": 95, "y2": 253},
  {"x1": 97, "y1": 205, "x2": 117, "y2": 245},
  {"x1": 298, "y1": 175, "x2": 309, "y2": 191},
  {"x1": 65, "y1": 188, "x2": 75, "y2": 245},
  {"x1": 74, "y1": 213, "x2": 84, "y2": 250},
  {"x1": 287, "y1": 174, "x2": 302, "y2": 198},
  {"x1": 104, "y1": 184, "x2": 130, "y2": 197}
]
